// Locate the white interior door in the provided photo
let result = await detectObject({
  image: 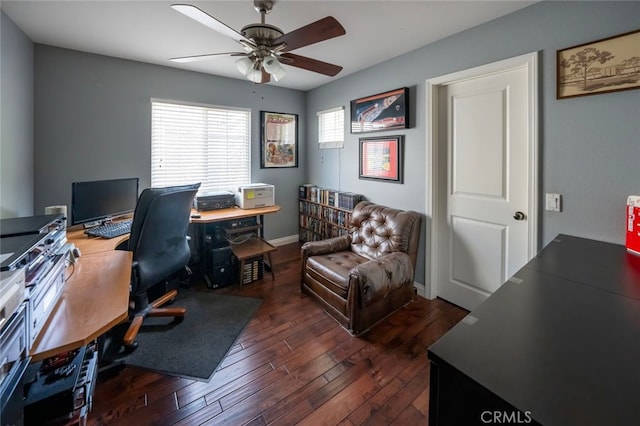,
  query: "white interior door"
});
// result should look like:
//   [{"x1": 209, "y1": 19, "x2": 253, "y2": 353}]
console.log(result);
[{"x1": 431, "y1": 56, "x2": 537, "y2": 311}]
